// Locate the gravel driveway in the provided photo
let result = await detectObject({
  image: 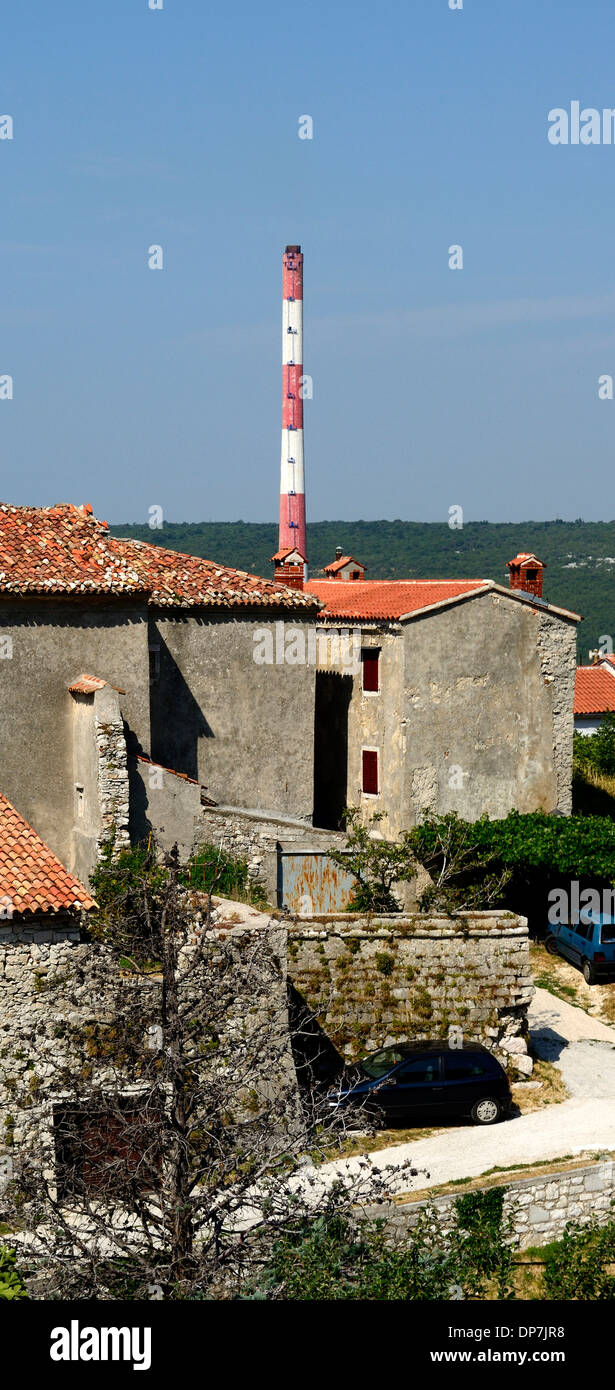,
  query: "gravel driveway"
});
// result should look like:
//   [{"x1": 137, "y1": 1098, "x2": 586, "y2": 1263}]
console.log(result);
[{"x1": 529, "y1": 987, "x2": 615, "y2": 1098}]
